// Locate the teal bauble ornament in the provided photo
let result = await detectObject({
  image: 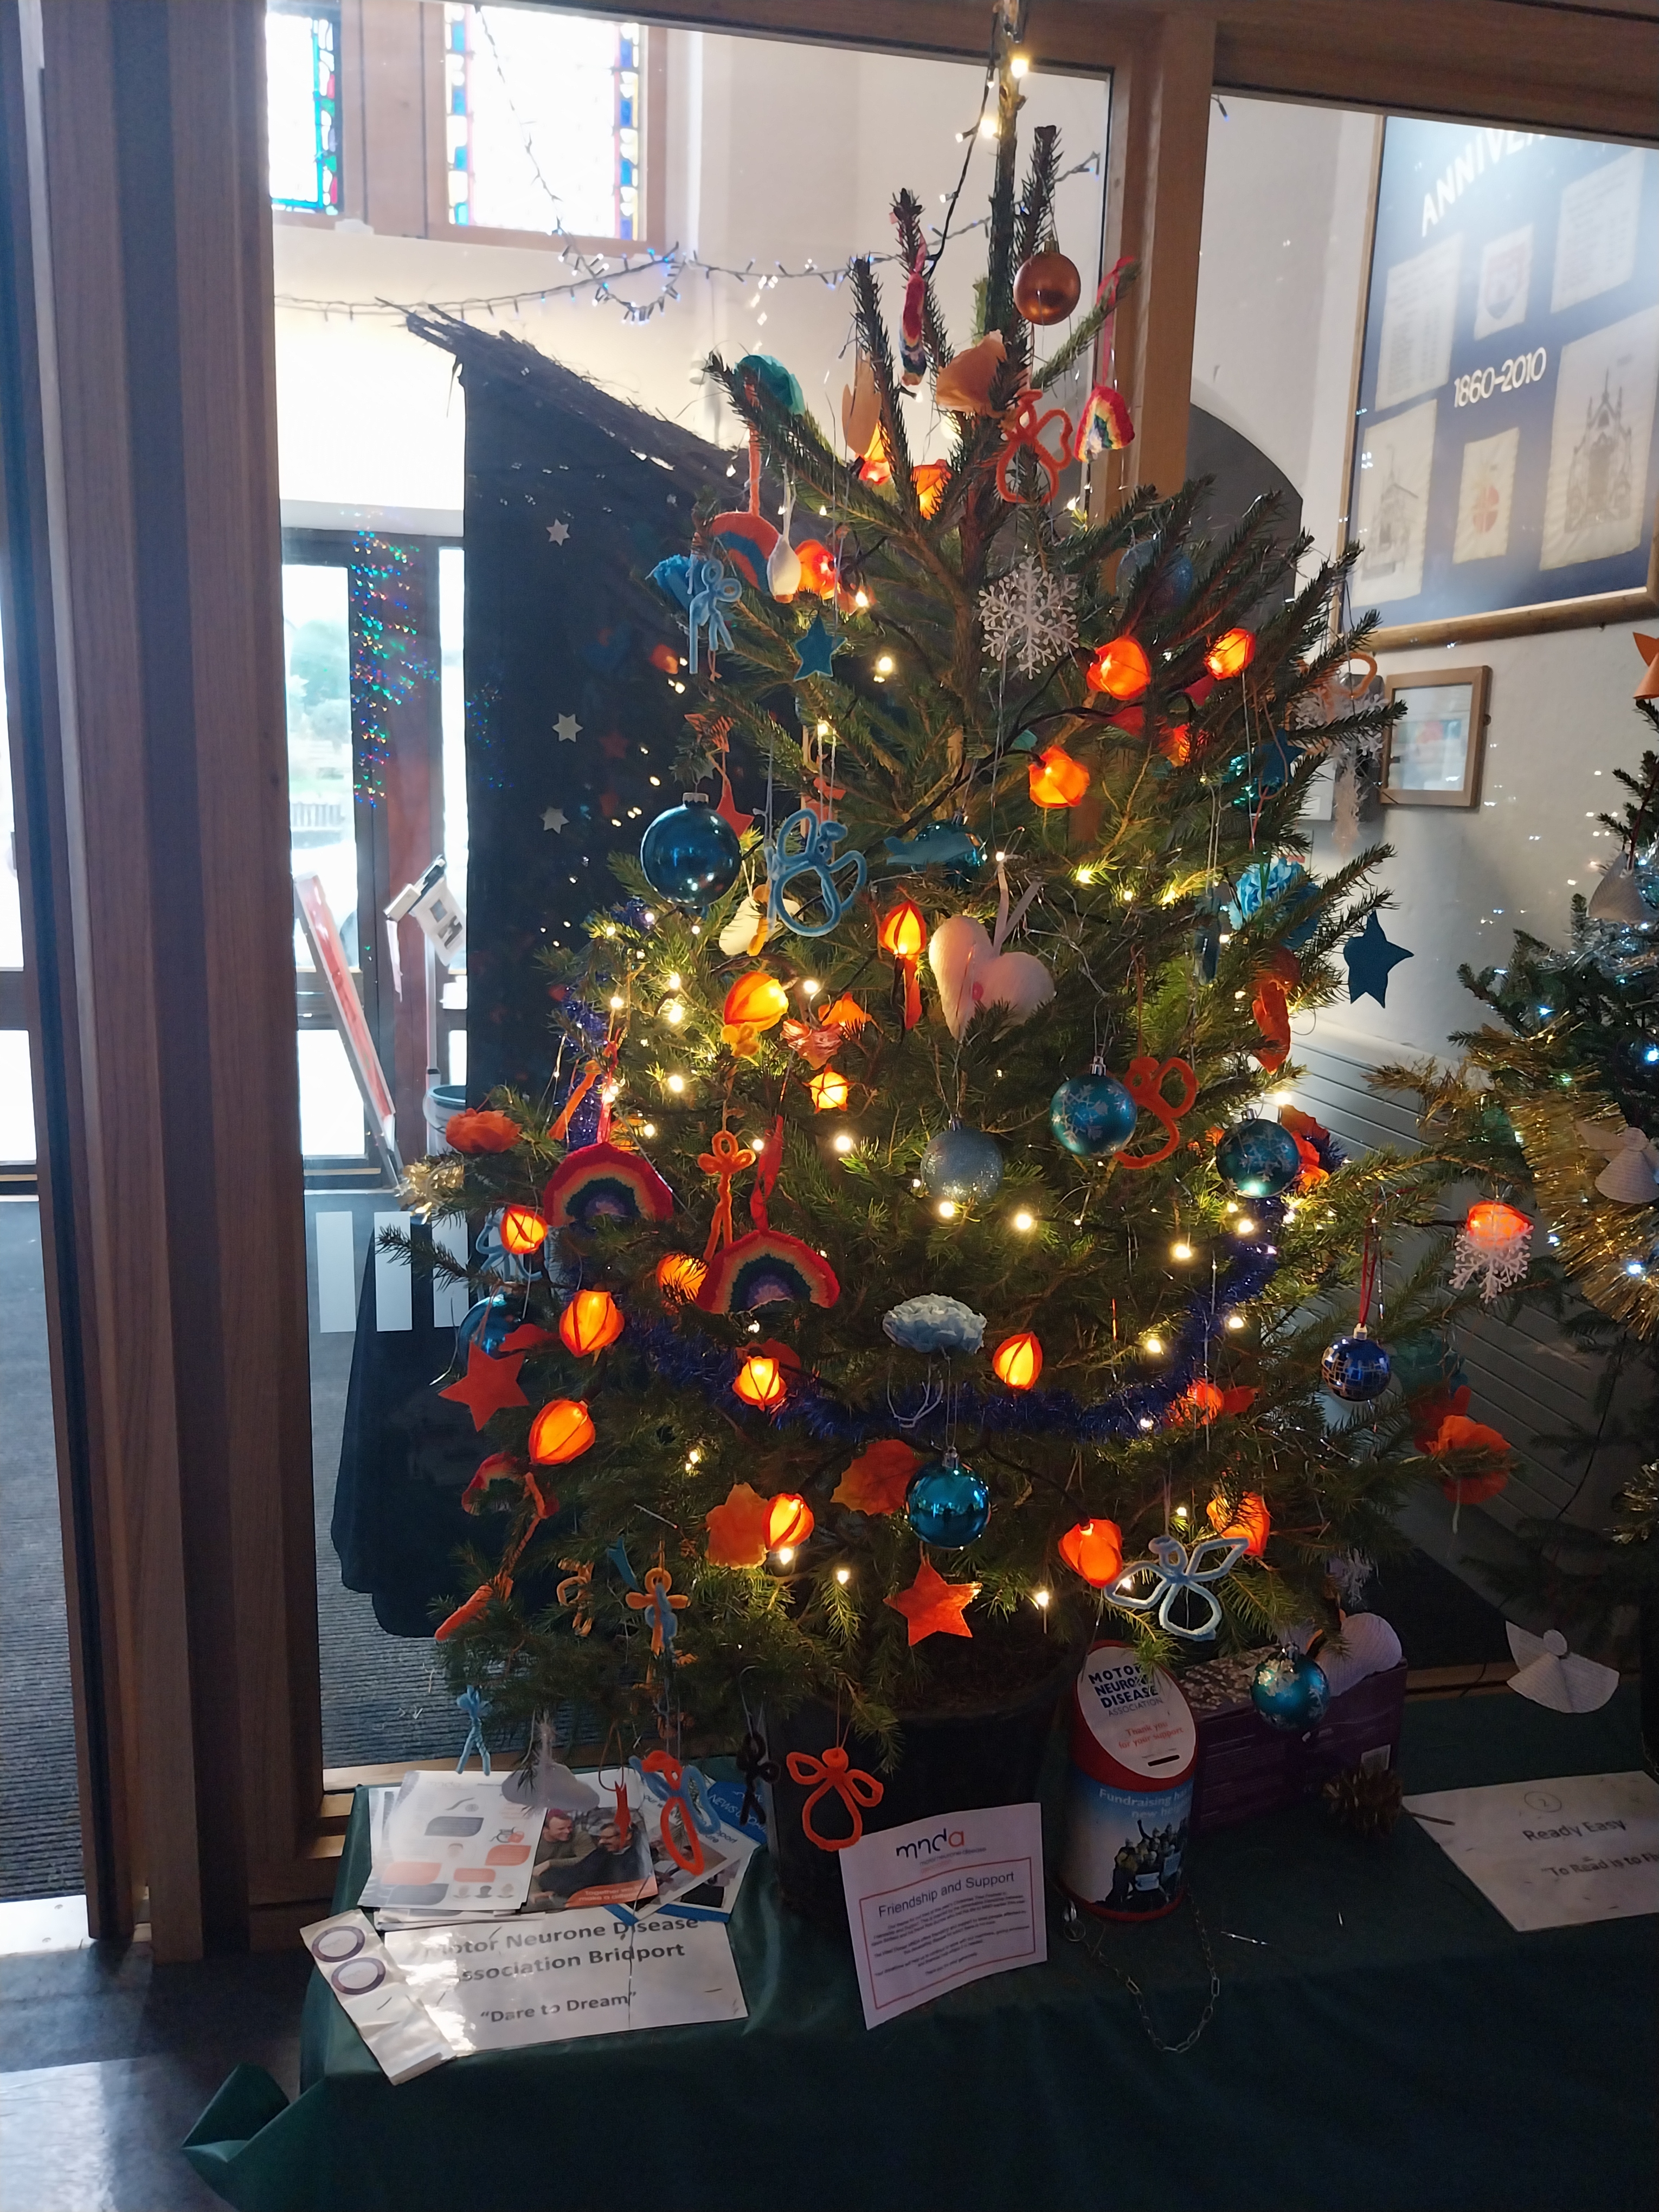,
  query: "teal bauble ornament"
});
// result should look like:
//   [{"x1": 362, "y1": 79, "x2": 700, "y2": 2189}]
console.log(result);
[
  {"x1": 639, "y1": 796, "x2": 742, "y2": 905},
  {"x1": 904, "y1": 1450, "x2": 991, "y2": 1547},
  {"x1": 1050, "y1": 1065, "x2": 1137, "y2": 1159},
  {"x1": 1215, "y1": 1118, "x2": 1302, "y2": 1197},
  {"x1": 920, "y1": 1122, "x2": 1004, "y2": 1204},
  {"x1": 1250, "y1": 1649, "x2": 1330, "y2": 1732}
]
